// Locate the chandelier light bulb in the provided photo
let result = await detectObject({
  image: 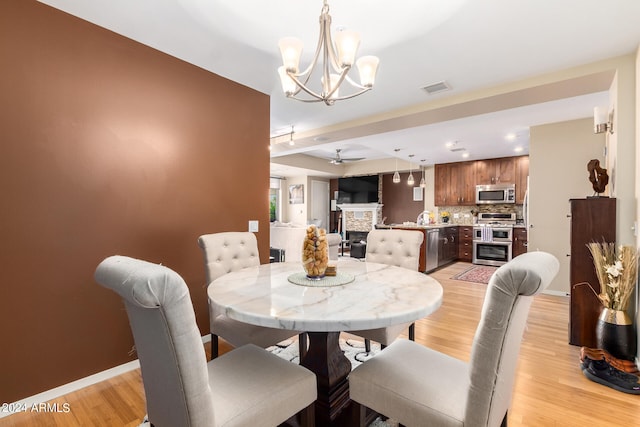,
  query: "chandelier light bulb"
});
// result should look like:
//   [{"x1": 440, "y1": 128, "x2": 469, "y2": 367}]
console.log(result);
[
  {"x1": 278, "y1": 66, "x2": 297, "y2": 96},
  {"x1": 334, "y1": 30, "x2": 360, "y2": 67},
  {"x1": 278, "y1": 37, "x2": 303, "y2": 72},
  {"x1": 356, "y1": 56, "x2": 379, "y2": 87}
]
